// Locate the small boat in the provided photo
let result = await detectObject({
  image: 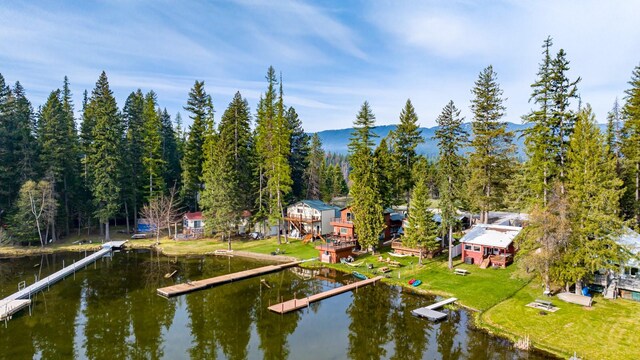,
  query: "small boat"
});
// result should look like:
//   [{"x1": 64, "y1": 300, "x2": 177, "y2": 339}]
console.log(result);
[
  {"x1": 352, "y1": 271, "x2": 368, "y2": 280},
  {"x1": 557, "y1": 292, "x2": 592, "y2": 307},
  {"x1": 412, "y1": 280, "x2": 422, "y2": 287},
  {"x1": 408, "y1": 279, "x2": 416, "y2": 285},
  {"x1": 388, "y1": 252, "x2": 410, "y2": 258}
]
